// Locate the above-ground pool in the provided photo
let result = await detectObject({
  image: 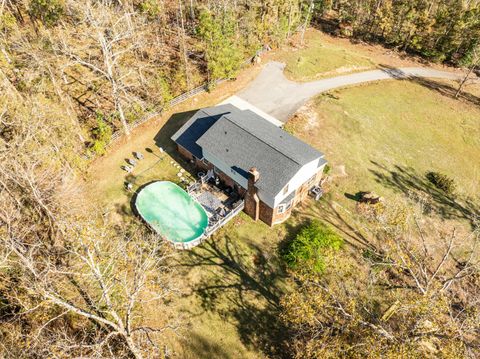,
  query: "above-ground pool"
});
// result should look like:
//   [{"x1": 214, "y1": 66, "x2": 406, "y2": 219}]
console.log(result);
[{"x1": 135, "y1": 181, "x2": 209, "y2": 249}]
